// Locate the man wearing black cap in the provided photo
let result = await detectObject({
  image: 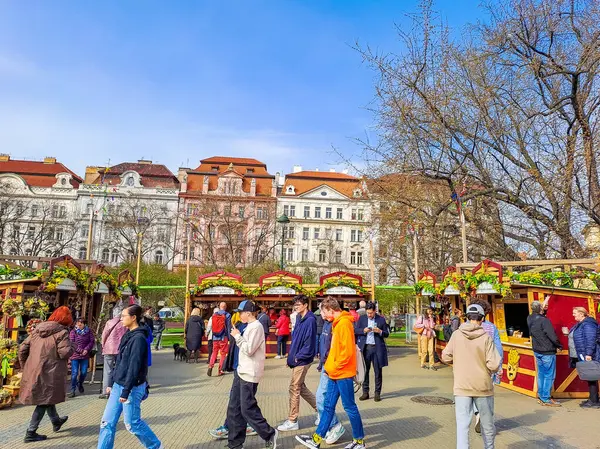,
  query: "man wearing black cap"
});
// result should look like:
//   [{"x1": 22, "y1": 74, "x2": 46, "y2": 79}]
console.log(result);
[
  {"x1": 226, "y1": 299, "x2": 278, "y2": 449},
  {"x1": 442, "y1": 303, "x2": 502, "y2": 449},
  {"x1": 277, "y1": 295, "x2": 318, "y2": 432}
]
